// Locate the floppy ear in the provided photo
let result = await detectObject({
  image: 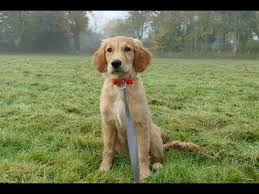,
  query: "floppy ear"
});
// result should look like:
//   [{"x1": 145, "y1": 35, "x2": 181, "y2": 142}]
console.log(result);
[
  {"x1": 92, "y1": 41, "x2": 107, "y2": 73},
  {"x1": 133, "y1": 39, "x2": 152, "y2": 72}
]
